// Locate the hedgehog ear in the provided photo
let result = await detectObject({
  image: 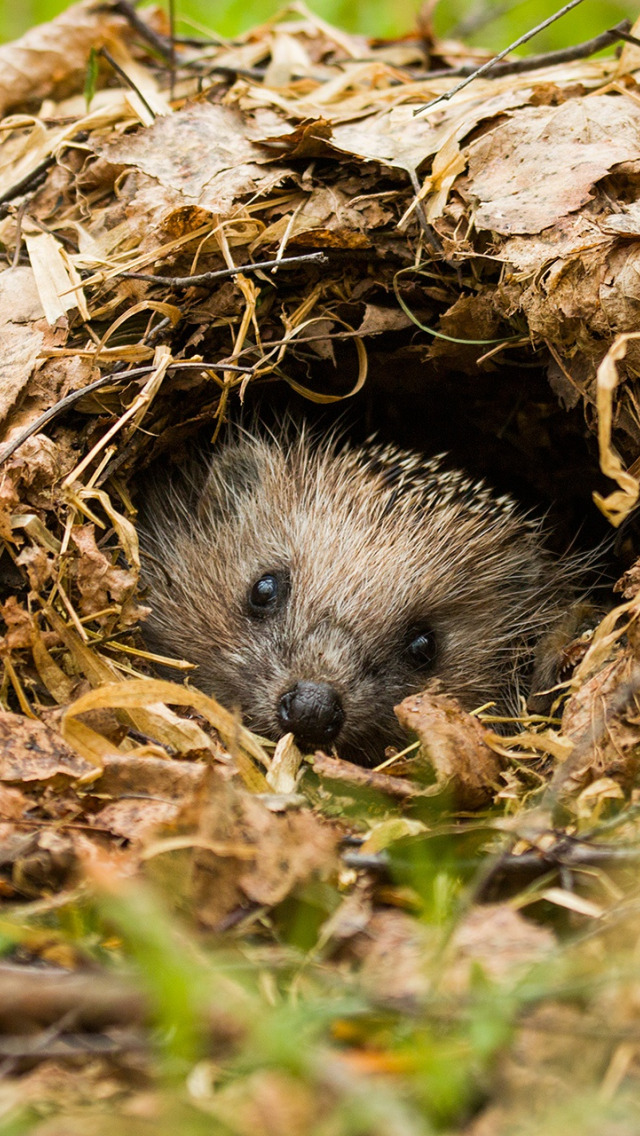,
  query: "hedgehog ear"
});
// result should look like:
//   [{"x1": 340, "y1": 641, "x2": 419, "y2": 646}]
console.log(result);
[{"x1": 196, "y1": 446, "x2": 264, "y2": 523}]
